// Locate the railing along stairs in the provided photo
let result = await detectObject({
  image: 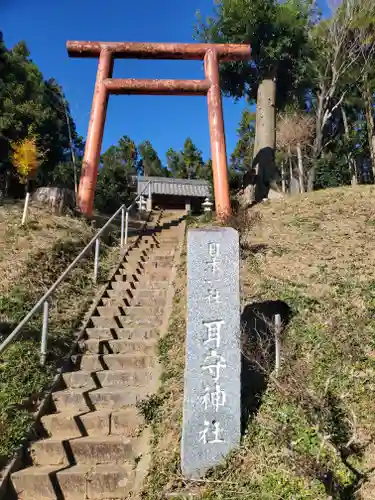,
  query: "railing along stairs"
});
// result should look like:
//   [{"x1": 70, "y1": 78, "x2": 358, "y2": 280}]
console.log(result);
[{"x1": 0, "y1": 181, "x2": 152, "y2": 364}]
